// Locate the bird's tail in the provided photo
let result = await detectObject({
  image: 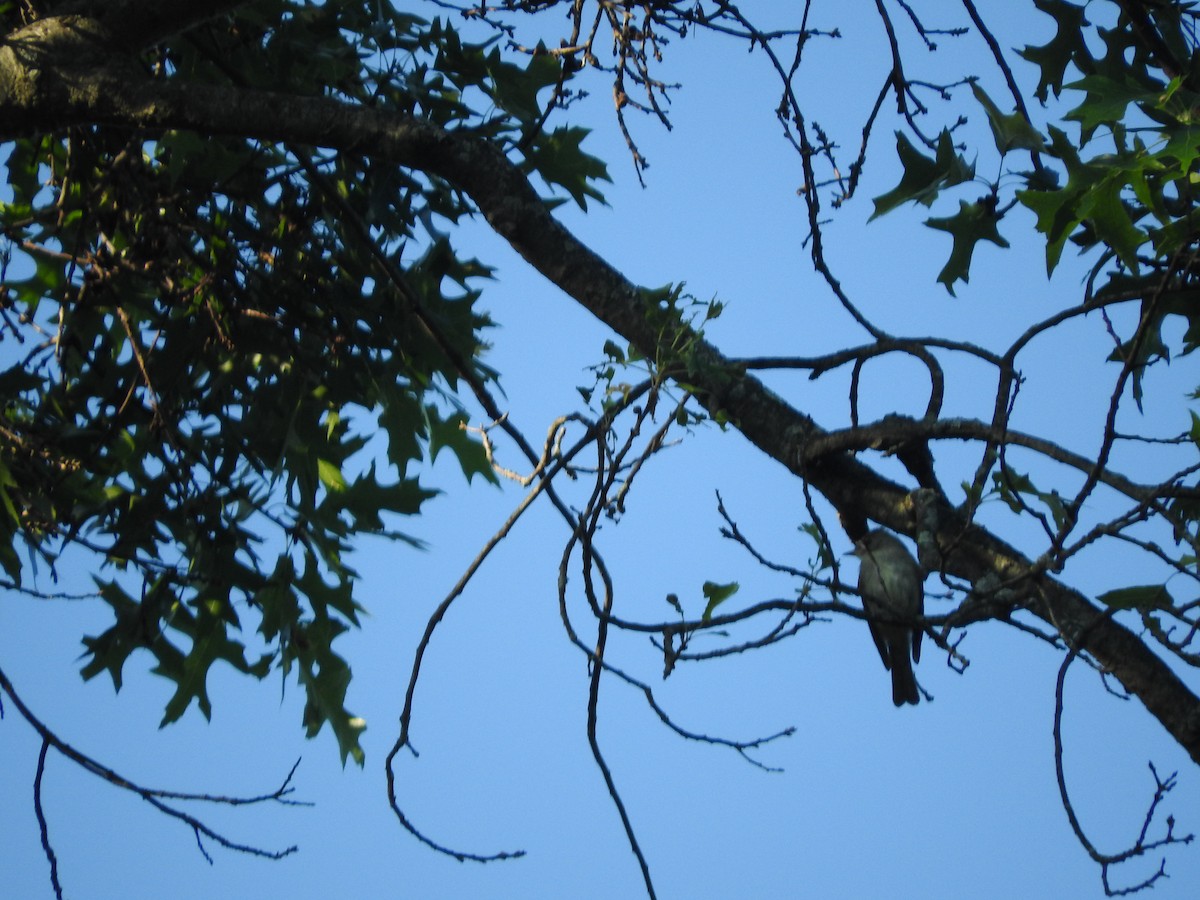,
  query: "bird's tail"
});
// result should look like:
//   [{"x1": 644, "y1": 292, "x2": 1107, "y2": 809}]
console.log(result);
[{"x1": 891, "y1": 658, "x2": 919, "y2": 706}]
